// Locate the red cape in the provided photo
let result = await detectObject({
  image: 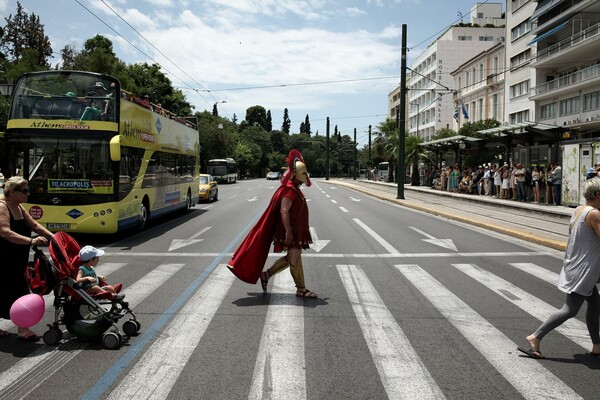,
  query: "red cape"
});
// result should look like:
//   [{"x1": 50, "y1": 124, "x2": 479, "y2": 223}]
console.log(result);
[{"x1": 227, "y1": 183, "x2": 288, "y2": 284}]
